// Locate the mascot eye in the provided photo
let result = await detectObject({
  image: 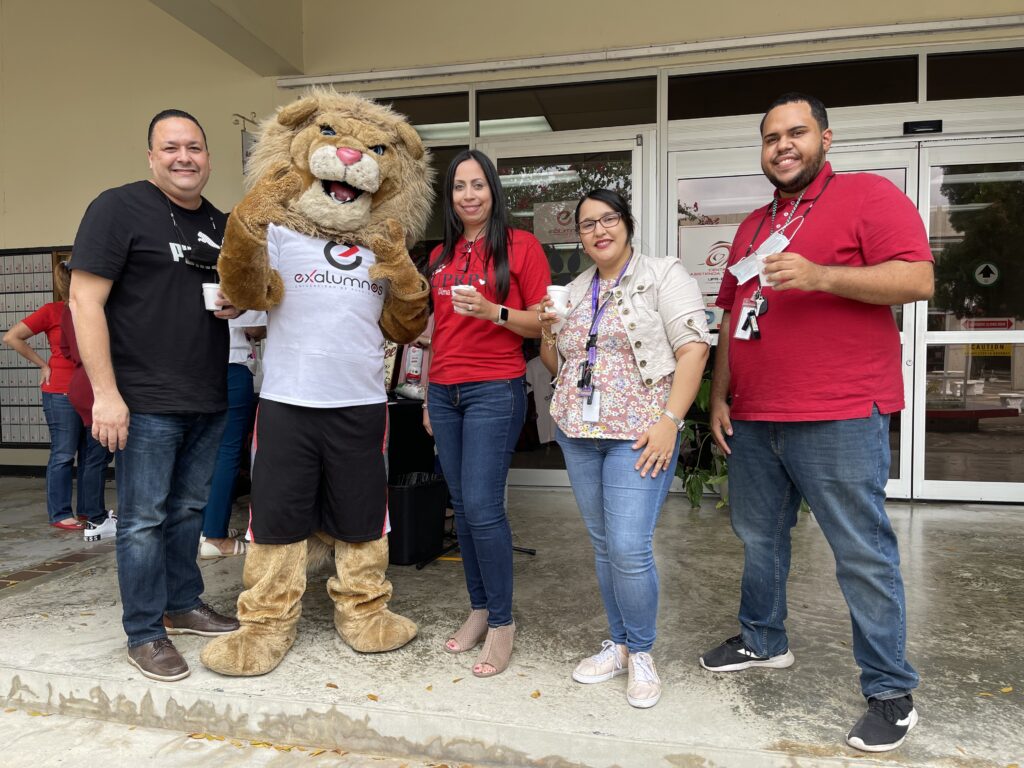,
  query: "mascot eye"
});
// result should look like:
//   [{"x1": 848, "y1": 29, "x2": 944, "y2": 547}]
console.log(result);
[
  {"x1": 319, "y1": 125, "x2": 337, "y2": 136},
  {"x1": 370, "y1": 145, "x2": 386, "y2": 155}
]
